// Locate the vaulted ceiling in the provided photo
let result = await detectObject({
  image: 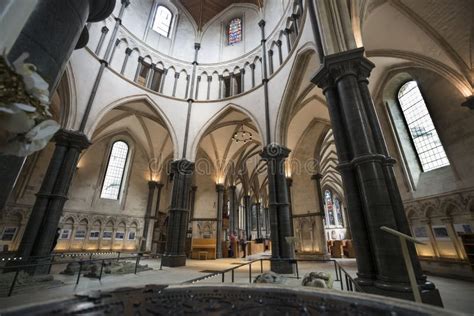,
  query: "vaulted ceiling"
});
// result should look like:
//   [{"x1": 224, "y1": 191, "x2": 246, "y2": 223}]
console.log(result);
[{"x1": 178, "y1": 0, "x2": 263, "y2": 30}]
